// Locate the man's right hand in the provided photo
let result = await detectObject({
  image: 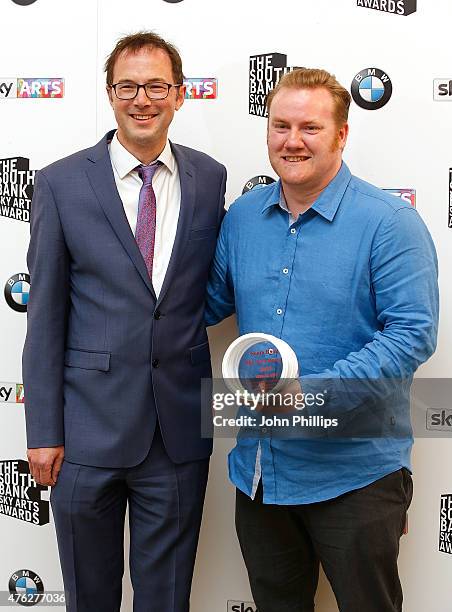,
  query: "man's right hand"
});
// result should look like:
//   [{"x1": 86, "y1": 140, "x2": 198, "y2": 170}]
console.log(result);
[{"x1": 27, "y1": 446, "x2": 65, "y2": 486}]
